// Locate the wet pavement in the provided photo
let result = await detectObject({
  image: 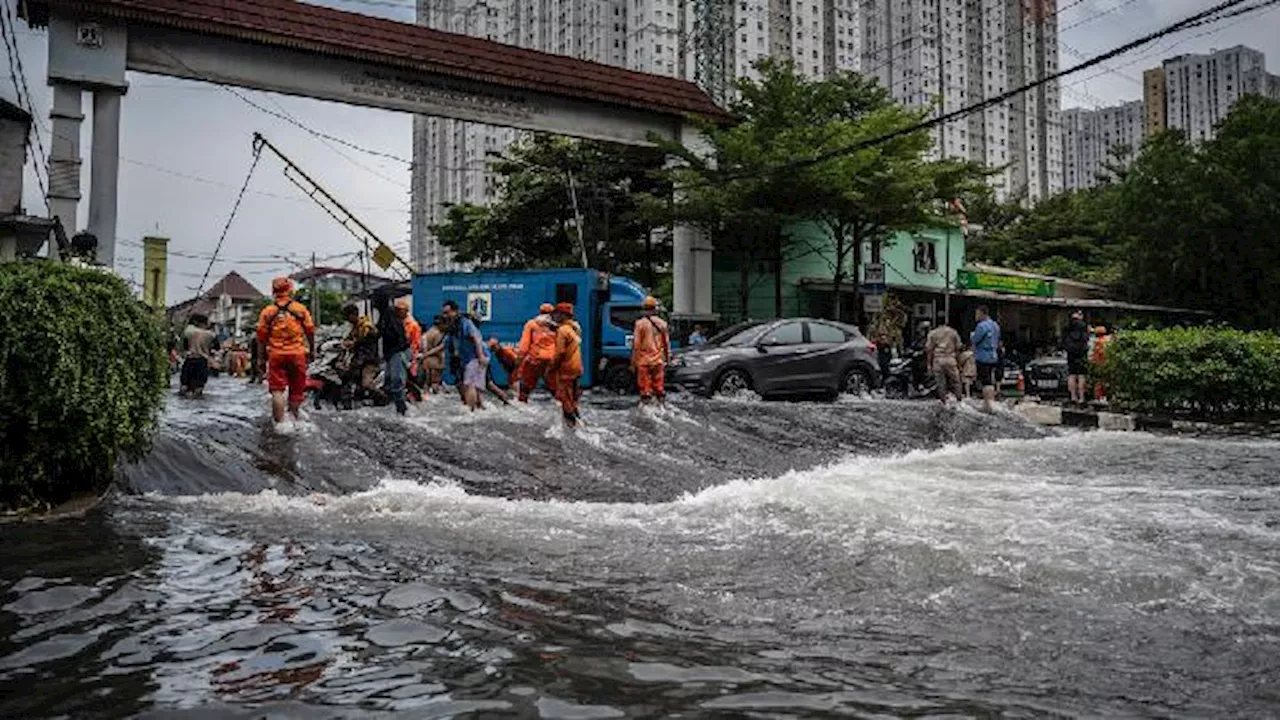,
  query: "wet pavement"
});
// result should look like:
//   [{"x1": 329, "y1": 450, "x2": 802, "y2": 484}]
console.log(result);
[{"x1": 2, "y1": 377, "x2": 1278, "y2": 717}]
